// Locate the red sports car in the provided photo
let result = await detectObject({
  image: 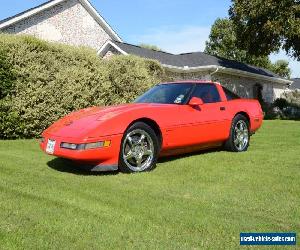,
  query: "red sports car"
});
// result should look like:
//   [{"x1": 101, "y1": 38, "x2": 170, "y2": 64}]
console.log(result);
[{"x1": 40, "y1": 81, "x2": 263, "y2": 173}]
